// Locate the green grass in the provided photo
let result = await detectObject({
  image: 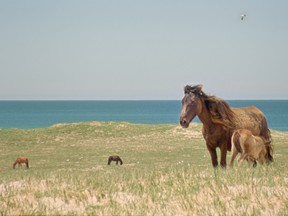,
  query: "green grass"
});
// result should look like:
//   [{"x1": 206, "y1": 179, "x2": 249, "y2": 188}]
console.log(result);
[{"x1": 0, "y1": 122, "x2": 288, "y2": 215}]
